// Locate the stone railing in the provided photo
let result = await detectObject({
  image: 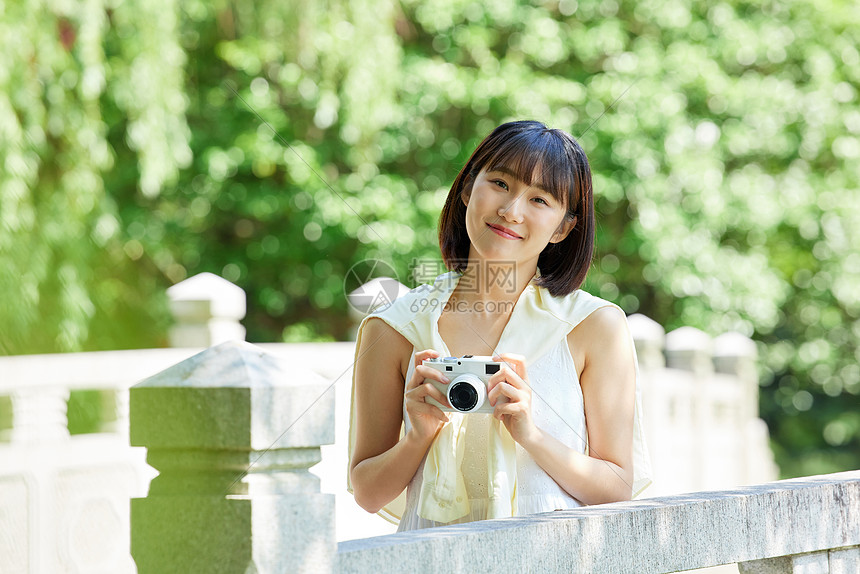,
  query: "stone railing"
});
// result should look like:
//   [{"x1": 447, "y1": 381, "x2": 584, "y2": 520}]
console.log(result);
[
  {"x1": 631, "y1": 316, "x2": 778, "y2": 495},
  {"x1": 0, "y1": 341, "x2": 365, "y2": 573},
  {"x1": 0, "y1": 347, "x2": 192, "y2": 574},
  {"x1": 126, "y1": 341, "x2": 859, "y2": 574},
  {"x1": 339, "y1": 472, "x2": 860, "y2": 574}
]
